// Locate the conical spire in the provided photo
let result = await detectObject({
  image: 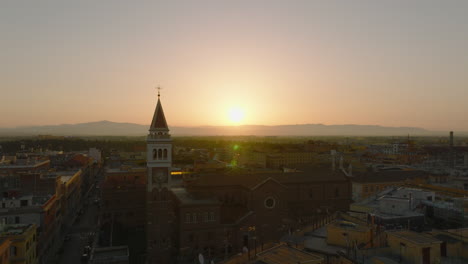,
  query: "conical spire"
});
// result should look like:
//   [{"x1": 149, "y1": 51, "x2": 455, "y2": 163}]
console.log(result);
[{"x1": 149, "y1": 92, "x2": 169, "y2": 132}]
